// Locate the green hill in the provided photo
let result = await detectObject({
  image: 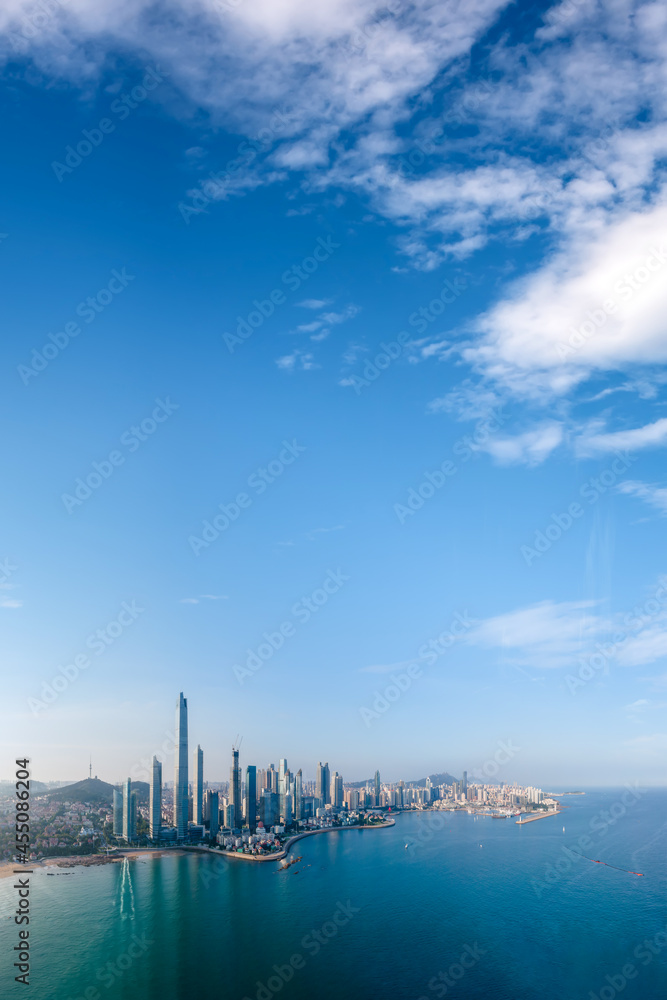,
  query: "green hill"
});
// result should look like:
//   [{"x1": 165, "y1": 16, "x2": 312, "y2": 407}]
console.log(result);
[{"x1": 44, "y1": 777, "x2": 149, "y2": 805}]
